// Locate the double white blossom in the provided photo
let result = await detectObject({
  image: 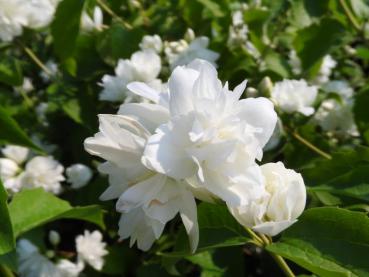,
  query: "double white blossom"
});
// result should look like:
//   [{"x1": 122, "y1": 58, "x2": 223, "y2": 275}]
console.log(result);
[
  {"x1": 271, "y1": 79, "x2": 318, "y2": 116},
  {"x1": 99, "y1": 50, "x2": 162, "y2": 102},
  {"x1": 84, "y1": 112, "x2": 199, "y2": 252},
  {"x1": 229, "y1": 162, "x2": 306, "y2": 236},
  {"x1": 20, "y1": 156, "x2": 65, "y2": 194},
  {"x1": 76, "y1": 230, "x2": 108, "y2": 270},
  {"x1": 66, "y1": 163, "x2": 93, "y2": 189},
  {"x1": 314, "y1": 80, "x2": 358, "y2": 137},
  {"x1": 0, "y1": 0, "x2": 59, "y2": 42},
  {"x1": 129, "y1": 59, "x2": 277, "y2": 207}
]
